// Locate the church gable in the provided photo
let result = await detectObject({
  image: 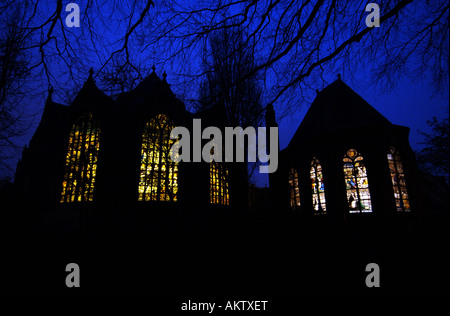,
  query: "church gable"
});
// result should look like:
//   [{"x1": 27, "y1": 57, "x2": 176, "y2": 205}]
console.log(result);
[
  {"x1": 13, "y1": 67, "x2": 239, "y2": 223},
  {"x1": 70, "y1": 68, "x2": 114, "y2": 115},
  {"x1": 273, "y1": 77, "x2": 421, "y2": 219},
  {"x1": 13, "y1": 70, "x2": 424, "y2": 234},
  {"x1": 288, "y1": 77, "x2": 392, "y2": 147}
]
